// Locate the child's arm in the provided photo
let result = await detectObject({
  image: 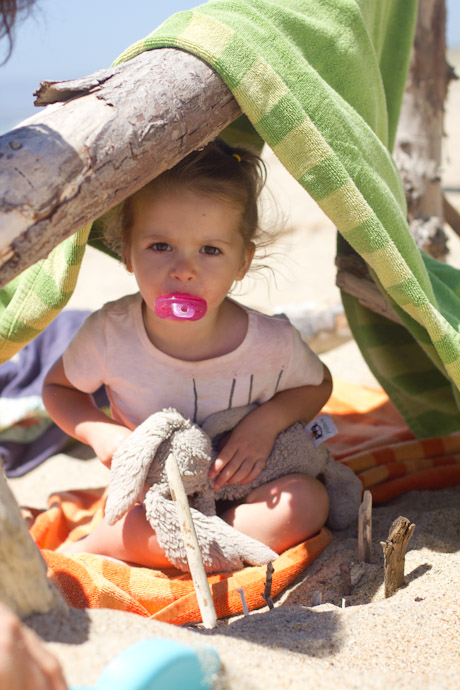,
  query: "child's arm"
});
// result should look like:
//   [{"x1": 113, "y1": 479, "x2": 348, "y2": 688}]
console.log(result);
[
  {"x1": 209, "y1": 364, "x2": 332, "y2": 489},
  {"x1": 42, "y1": 357, "x2": 132, "y2": 468}
]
